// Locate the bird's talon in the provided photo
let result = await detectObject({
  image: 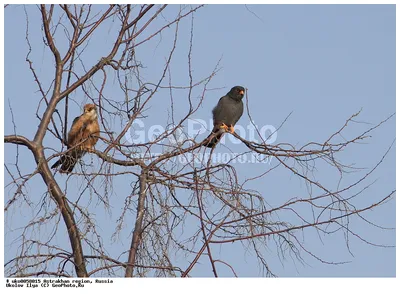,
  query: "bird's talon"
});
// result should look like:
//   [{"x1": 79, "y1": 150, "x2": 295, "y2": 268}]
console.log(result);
[{"x1": 219, "y1": 123, "x2": 230, "y2": 132}]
